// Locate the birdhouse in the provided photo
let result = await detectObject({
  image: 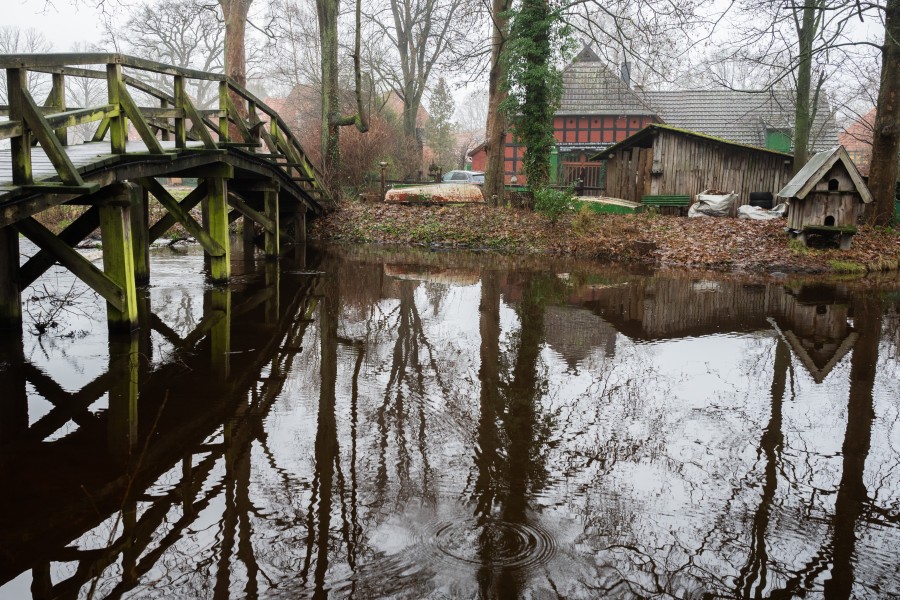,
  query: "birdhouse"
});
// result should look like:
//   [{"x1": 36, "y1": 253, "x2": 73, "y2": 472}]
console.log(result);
[{"x1": 777, "y1": 146, "x2": 873, "y2": 249}]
